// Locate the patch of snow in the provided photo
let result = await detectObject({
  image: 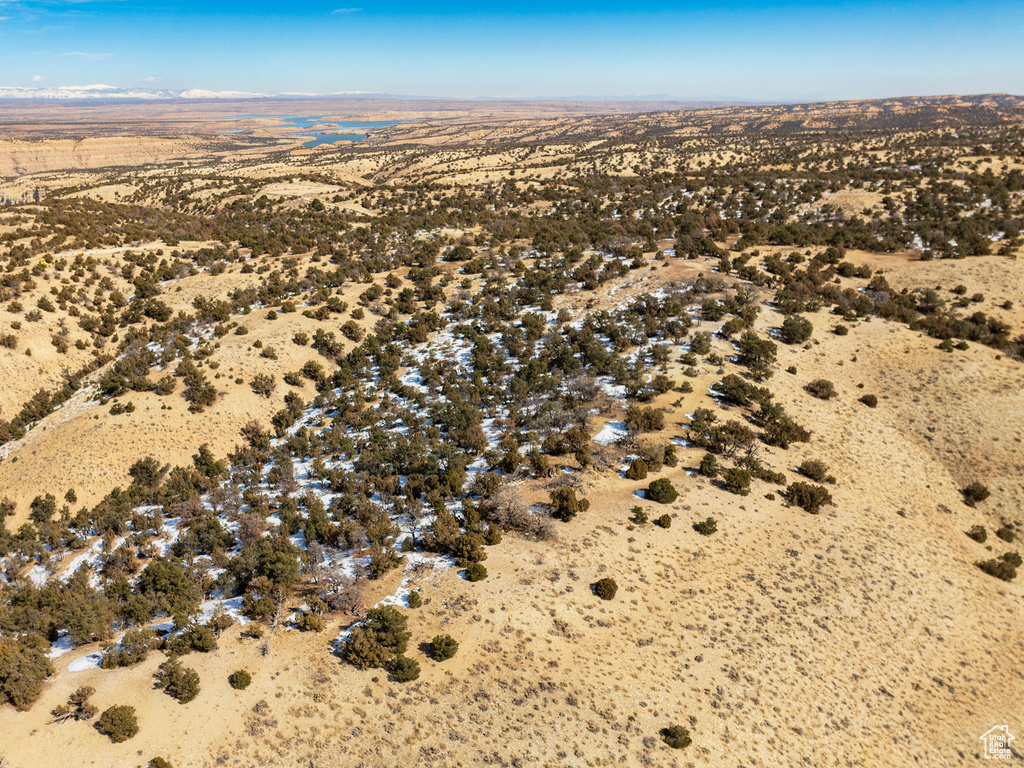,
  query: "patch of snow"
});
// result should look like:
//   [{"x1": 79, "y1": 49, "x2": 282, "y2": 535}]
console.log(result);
[
  {"x1": 594, "y1": 420, "x2": 627, "y2": 445},
  {"x1": 67, "y1": 652, "x2": 103, "y2": 673}
]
